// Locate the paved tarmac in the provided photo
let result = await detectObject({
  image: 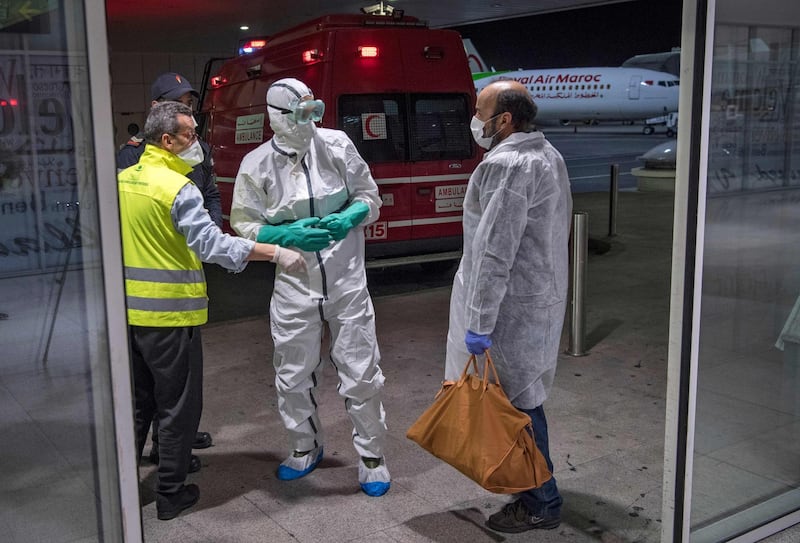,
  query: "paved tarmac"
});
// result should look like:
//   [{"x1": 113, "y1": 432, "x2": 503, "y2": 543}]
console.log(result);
[
  {"x1": 140, "y1": 188, "x2": 800, "y2": 542},
  {"x1": 137, "y1": 189, "x2": 670, "y2": 542}
]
